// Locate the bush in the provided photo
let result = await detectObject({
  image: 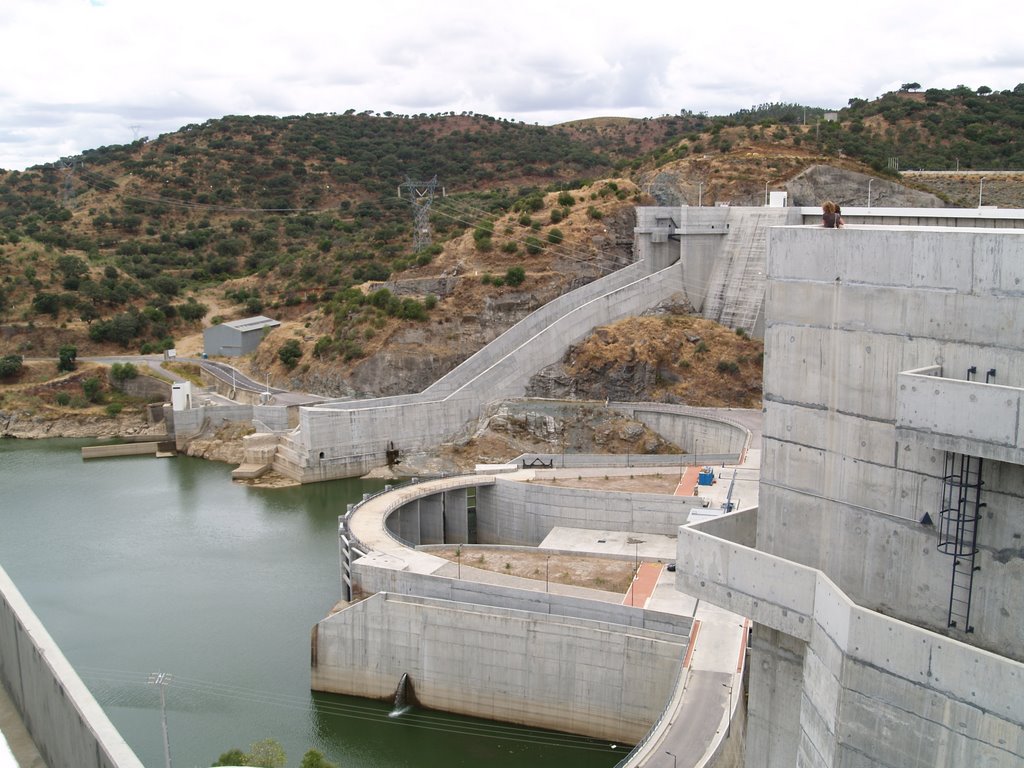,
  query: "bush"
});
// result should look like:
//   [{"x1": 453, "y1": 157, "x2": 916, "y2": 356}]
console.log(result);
[
  {"x1": 716, "y1": 360, "x2": 741, "y2": 375},
  {"x1": 55, "y1": 392, "x2": 71, "y2": 406},
  {"x1": 587, "y1": 206, "x2": 603, "y2": 220},
  {"x1": 504, "y1": 266, "x2": 526, "y2": 287},
  {"x1": 57, "y1": 344, "x2": 78, "y2": 372},
  {"x1": 525, "y1": 236, "x2": 543, "y2": 255},
  {"x1": 0, "y1": 354, "x2": 22, "y2": 379},
  {"x1": 278, "y1": 339, "x2": 303, "y2": 370},
  {"x1": 82, "y1": 377, "x2": 103, "y2": 402},
  {"x1": 557, "y1": 191, "x2": 575, "y2": 207},
  {"x1": 105, "y1": 402, "x2": 124, "y2": 416},
  {"x1": 547, "y1": 228, "x2": 564, "y2": 245},
  {"x1": 110, "y1": 362, "x2": 139, "y2": 382},
  {"x1": 549, "y1": 208, "x2": 563, "y2": 224}
]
